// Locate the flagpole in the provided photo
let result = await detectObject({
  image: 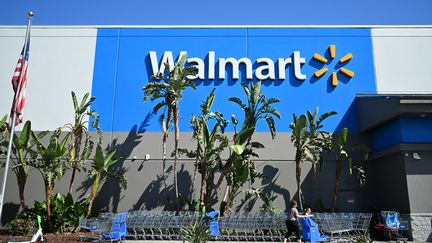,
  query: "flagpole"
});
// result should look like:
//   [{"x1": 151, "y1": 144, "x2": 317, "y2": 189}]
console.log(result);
[{"x1": 0, "y1": 11, "x2": 33, "y2": 221}]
